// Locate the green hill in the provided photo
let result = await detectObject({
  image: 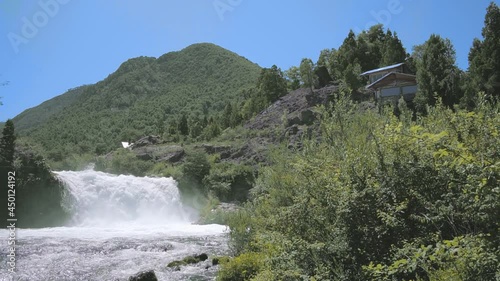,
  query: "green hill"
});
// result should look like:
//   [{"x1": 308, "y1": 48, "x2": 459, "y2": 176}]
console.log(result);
[
  {"x1": 13, "y1": 85, "x2": 89, "y2": 133},
  {"x1": 13, "y1": 43, "x2": 261, "y2": 159}
]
